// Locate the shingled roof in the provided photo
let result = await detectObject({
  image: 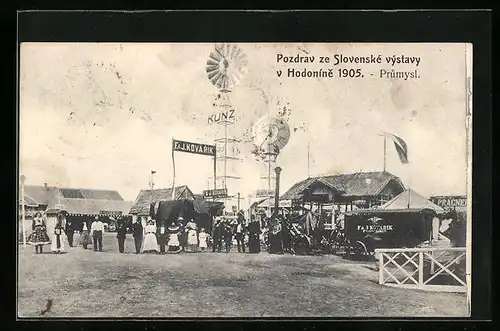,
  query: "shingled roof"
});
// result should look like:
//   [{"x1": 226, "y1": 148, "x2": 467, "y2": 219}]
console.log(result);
[
  {"x1": 281, "y1": 171, "x2": 405, "y2": 200},
  {"x1": 23, "y1": 185, "x2": 124, "y2": 206},
  {"x1": 129, "y1": 186, "x2": 195, "y2": 216},
  {"x1": 20, "y1": 185, "x2": 131, "y2": 216}
]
